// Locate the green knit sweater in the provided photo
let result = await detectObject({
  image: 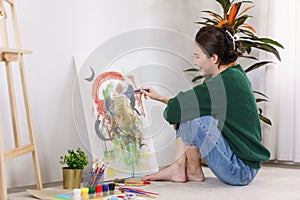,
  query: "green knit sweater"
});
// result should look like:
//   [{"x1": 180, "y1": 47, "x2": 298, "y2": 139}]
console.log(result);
[{"x1": 163, "y1": 64, "x2": 270, "y2": 168}]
